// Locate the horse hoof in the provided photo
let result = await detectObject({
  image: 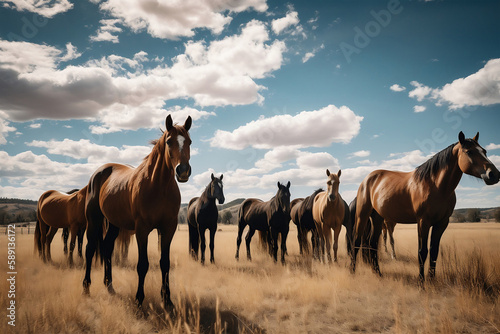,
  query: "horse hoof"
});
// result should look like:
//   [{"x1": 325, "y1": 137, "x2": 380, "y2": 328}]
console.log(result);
[{"x1": 107, "y1": 284, "x2": 116, "y2": 295}]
